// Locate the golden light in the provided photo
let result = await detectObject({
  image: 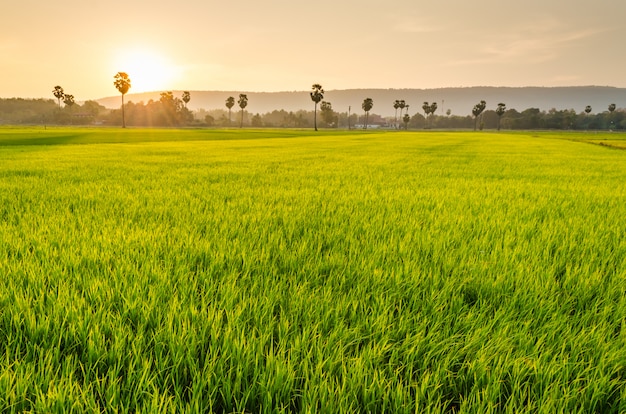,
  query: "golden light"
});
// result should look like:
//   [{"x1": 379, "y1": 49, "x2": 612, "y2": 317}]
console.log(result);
[{"x1": 113, "y1": 48, "x2": 179, "y2": 93}]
